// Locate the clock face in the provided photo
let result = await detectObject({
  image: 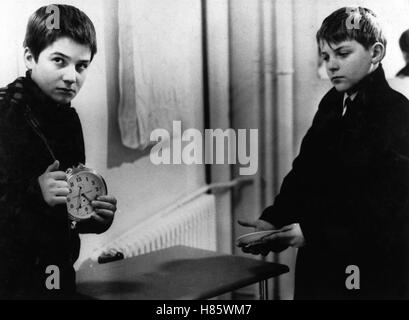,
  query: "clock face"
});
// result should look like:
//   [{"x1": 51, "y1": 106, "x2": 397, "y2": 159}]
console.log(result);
[{"x1": 66, "y1": 171, "x2": 107, "y2": 221}]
